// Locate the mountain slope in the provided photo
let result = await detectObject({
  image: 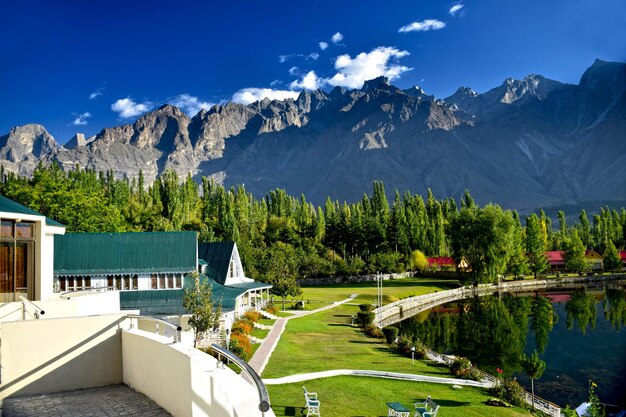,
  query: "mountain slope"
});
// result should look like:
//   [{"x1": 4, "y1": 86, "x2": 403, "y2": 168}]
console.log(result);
[{"x1": 1, "y1": 59, "x2": 625, "y2": 211}]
